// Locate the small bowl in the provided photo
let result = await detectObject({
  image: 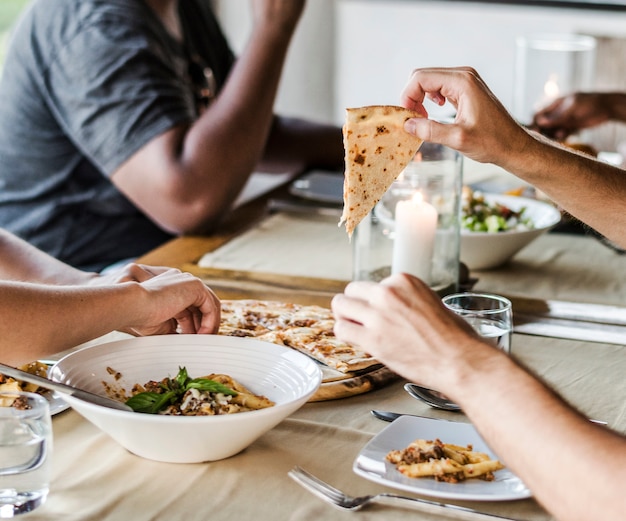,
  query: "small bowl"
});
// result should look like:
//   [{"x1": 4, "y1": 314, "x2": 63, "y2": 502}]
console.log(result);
[
  {"x1": 49, "y1": 335, "x2": 322, "y2": 463},
  {"x1": 461, "y1": 194, "x2": 562, "y2": 270}
]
